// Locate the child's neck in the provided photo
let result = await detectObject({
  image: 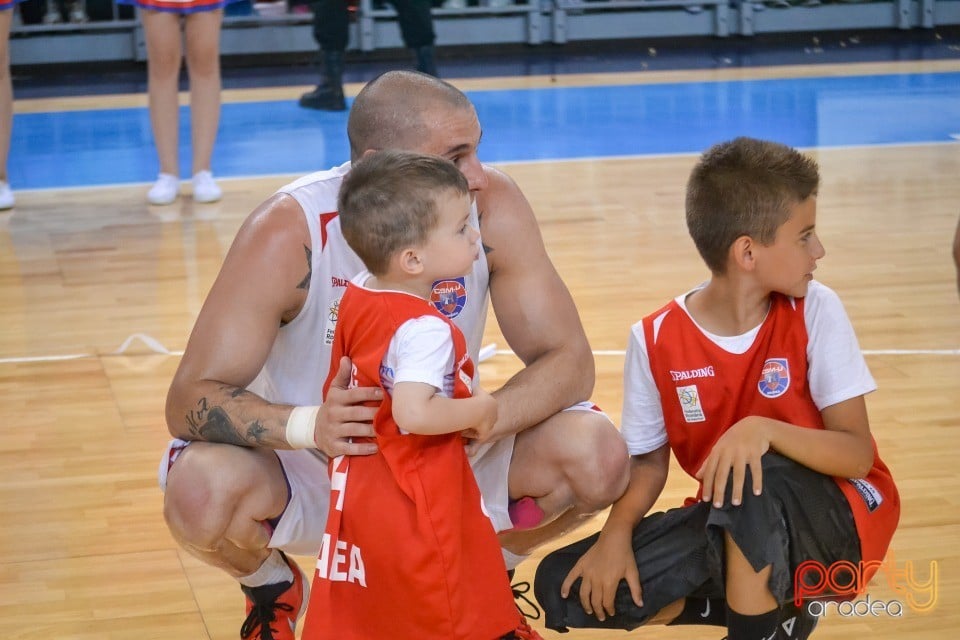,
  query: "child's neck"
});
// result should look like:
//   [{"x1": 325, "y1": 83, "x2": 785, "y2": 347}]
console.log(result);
[
  {"x1": 686, "y1": 278, "x2": 771, "y2": 337},
  {"x1": 364, "y1": 273, "x2": 431, "y2": 300}
]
